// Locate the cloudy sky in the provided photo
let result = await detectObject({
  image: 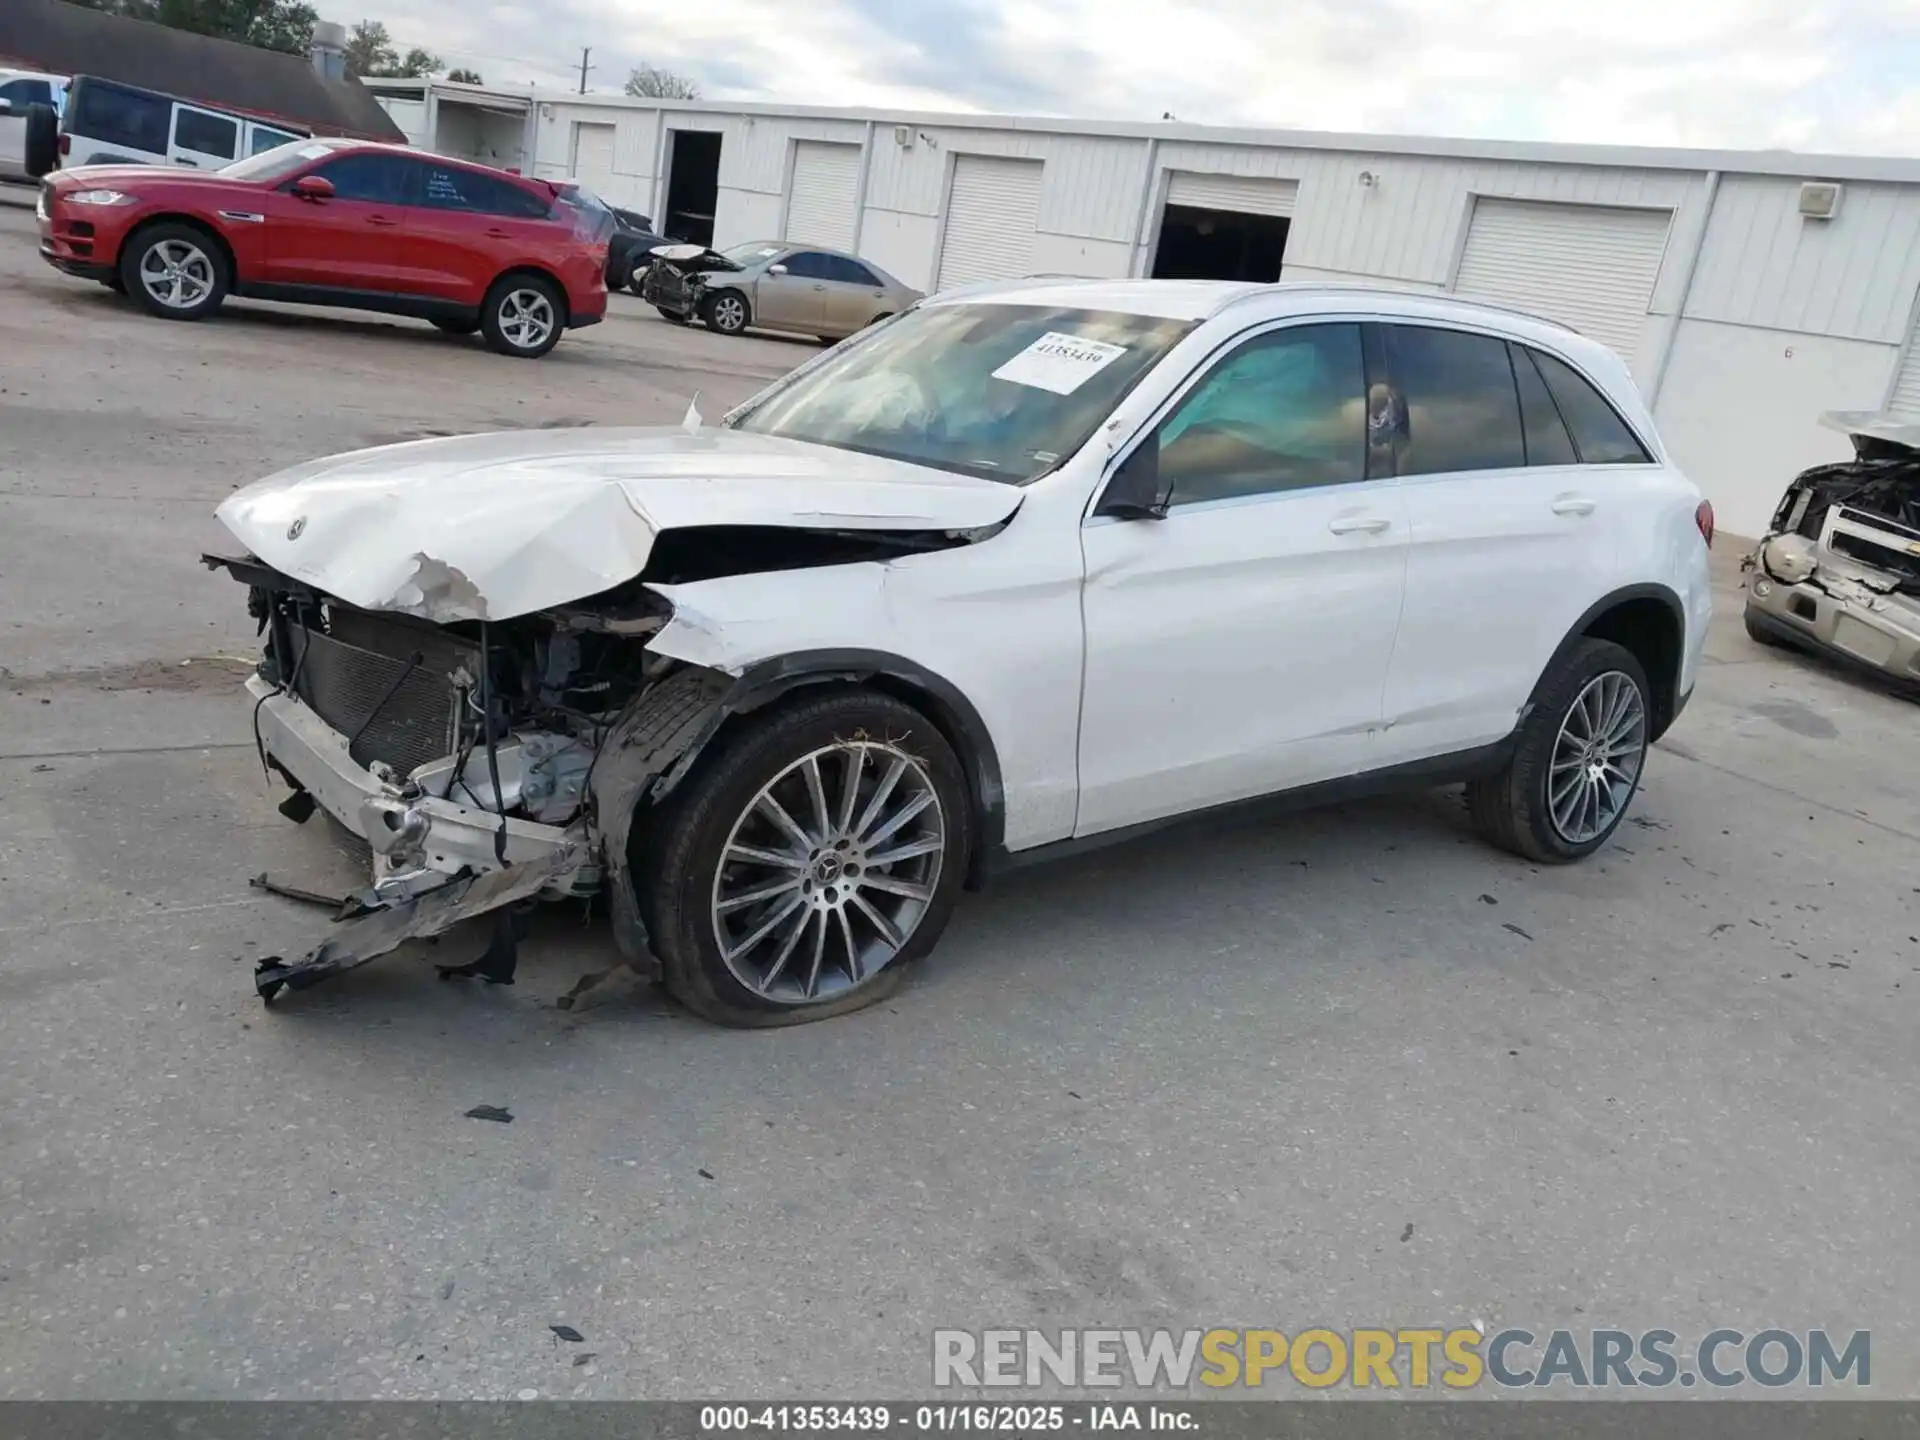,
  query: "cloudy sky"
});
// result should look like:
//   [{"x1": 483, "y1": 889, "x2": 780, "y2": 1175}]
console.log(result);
[{"x1": 369, "y1": 0, "x2": 1920, "y2": 155}]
